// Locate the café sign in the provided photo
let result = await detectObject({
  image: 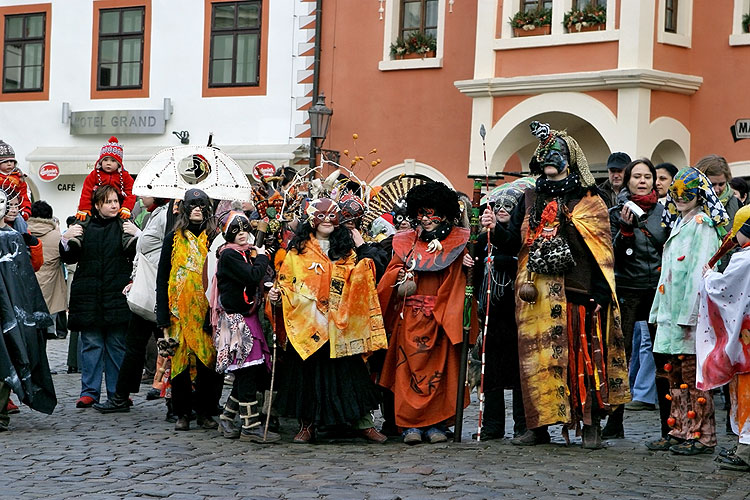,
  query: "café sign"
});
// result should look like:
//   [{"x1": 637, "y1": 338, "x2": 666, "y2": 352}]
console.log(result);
[{"x1": 70, "y1": 109, "x2": 166, "y2": 135}]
